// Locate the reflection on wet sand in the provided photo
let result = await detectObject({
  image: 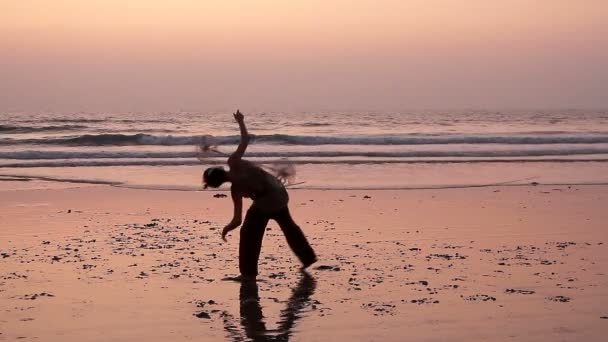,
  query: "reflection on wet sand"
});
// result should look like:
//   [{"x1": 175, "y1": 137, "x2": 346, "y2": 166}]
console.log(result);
[{"x1": 222, "y1": 272, "x2": 317, "y2": 341}]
